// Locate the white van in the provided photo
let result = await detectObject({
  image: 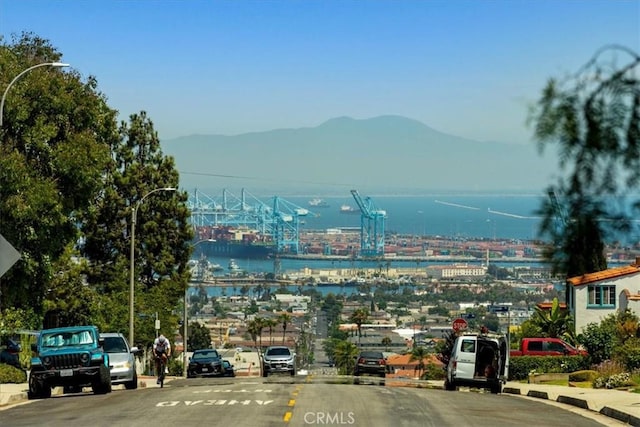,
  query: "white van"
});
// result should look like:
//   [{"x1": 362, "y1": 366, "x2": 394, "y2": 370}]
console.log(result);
[{"x1": 444, "y1": 332, "x2": 509, "y2": 394}]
